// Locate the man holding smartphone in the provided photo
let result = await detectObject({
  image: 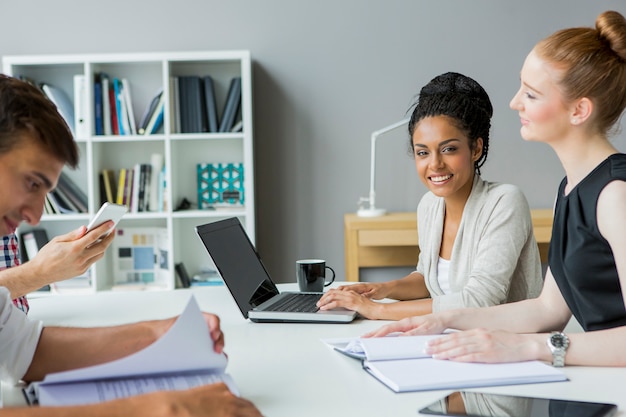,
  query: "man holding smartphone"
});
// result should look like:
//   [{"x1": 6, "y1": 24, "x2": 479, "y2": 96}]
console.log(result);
[{"x1": 0, "y1": 75, "x2": 262, "y2": 416}]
